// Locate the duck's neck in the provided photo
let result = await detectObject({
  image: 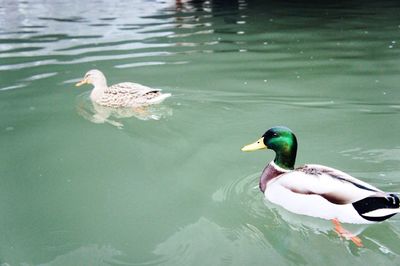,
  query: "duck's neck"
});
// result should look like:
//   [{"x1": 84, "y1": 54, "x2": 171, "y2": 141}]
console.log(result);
[
  {"x1": 259, "y1": 149, "x2": 296, "y2": 193},
  {"x1": 274, "y1": 147, "x2": 297, "y2": 170},
  {"x1": 90, "y1": 80, "x2": 108, "y2": 102}
]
